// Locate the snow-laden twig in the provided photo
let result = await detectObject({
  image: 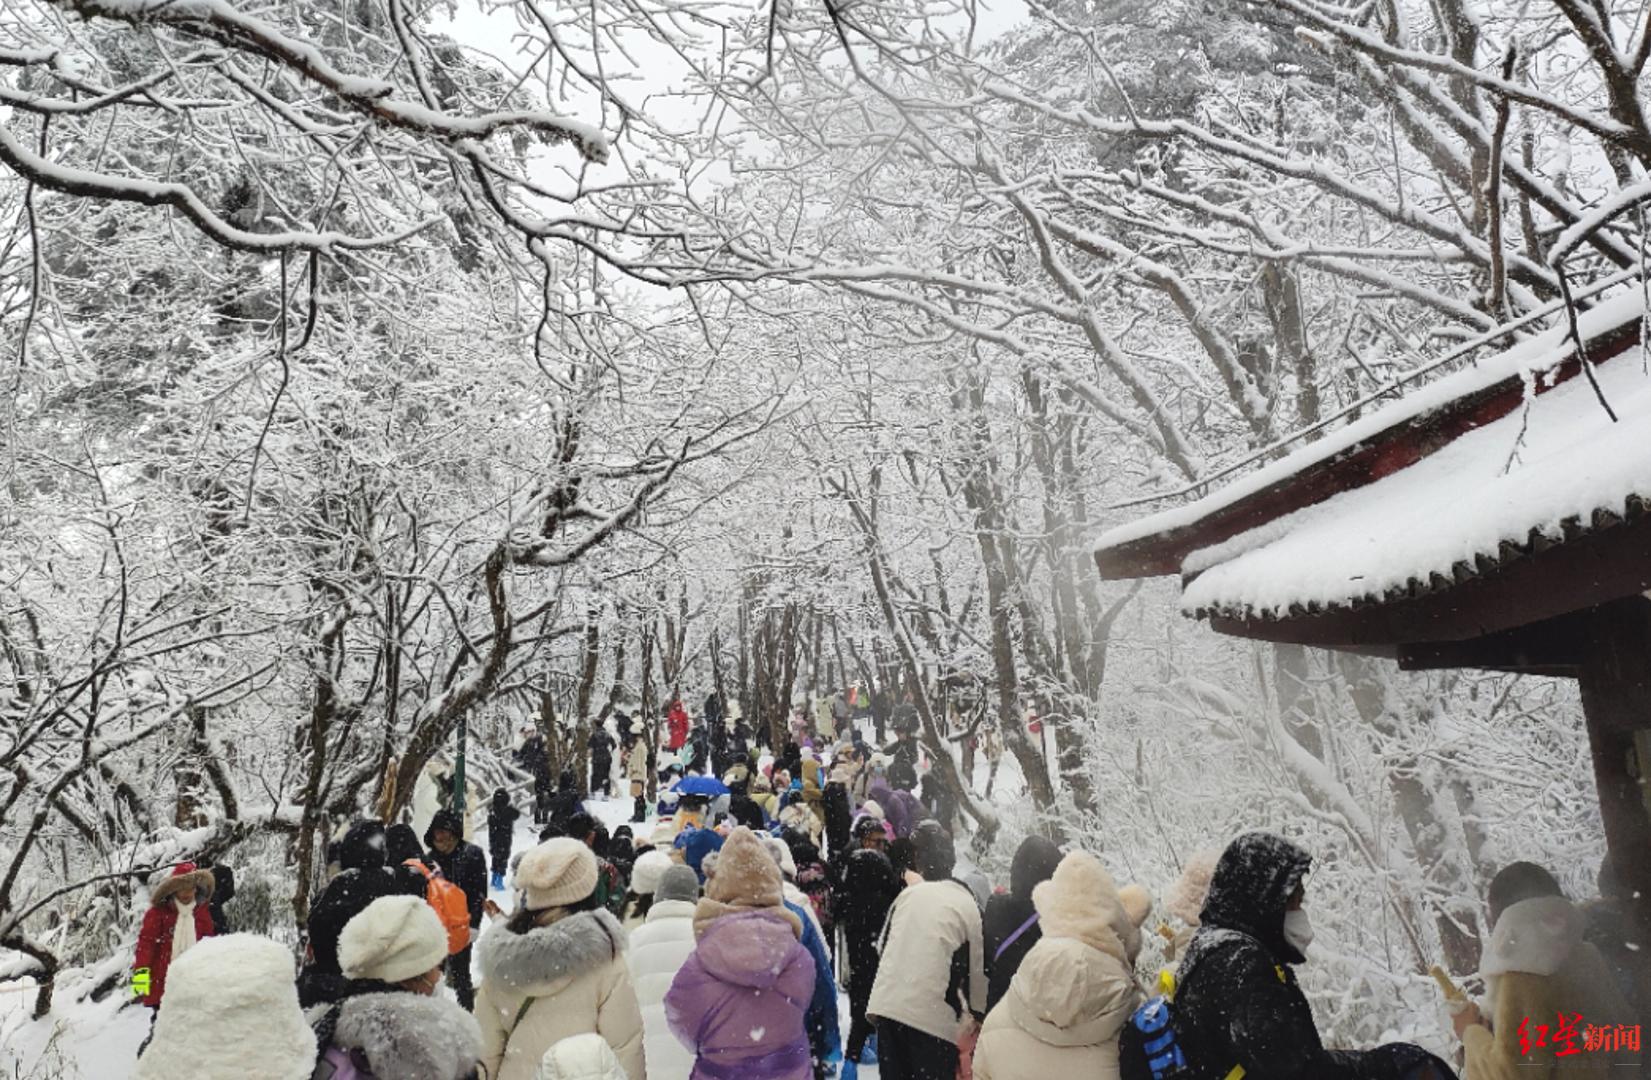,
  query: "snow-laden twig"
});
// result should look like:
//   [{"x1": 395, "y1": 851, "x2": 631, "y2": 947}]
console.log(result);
[
  {"x1": 0, "y1": 122, "x2": 443, "y2": 253},
  {"x1": 56, "y1": 0, "x2": 610, "y2": 161}
]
